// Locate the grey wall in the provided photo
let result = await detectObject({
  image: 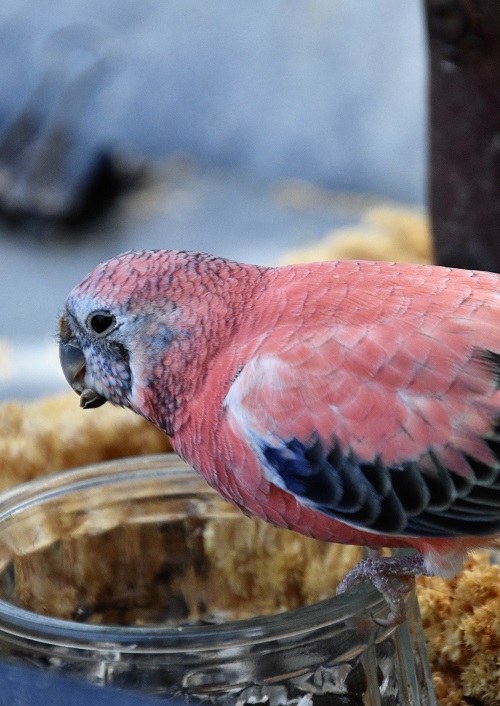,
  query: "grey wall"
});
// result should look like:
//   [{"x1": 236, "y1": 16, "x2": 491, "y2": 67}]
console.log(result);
[{"x1": 0, "y1": 0, "x2": 427, "y2": 203}]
